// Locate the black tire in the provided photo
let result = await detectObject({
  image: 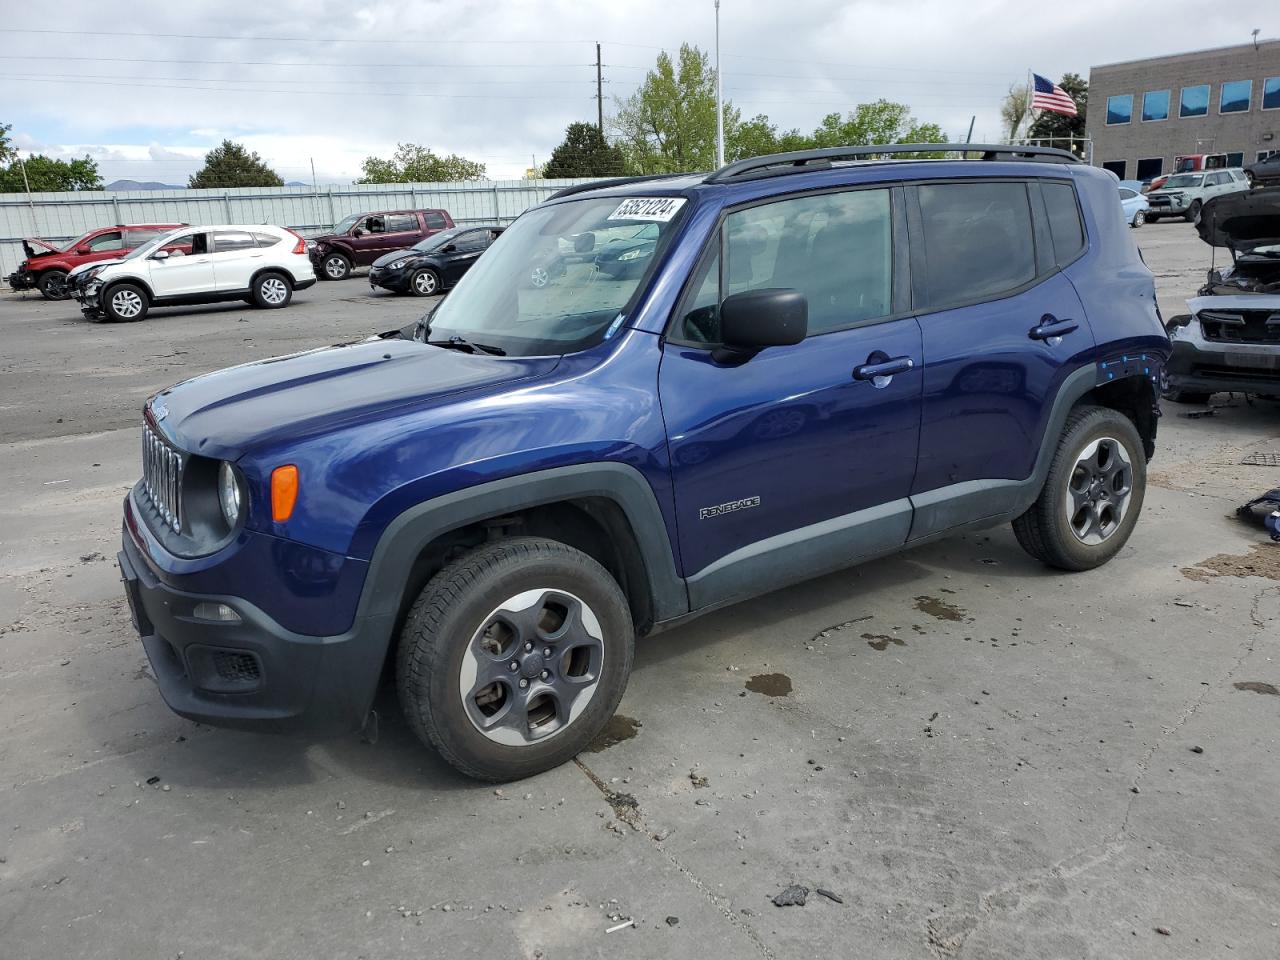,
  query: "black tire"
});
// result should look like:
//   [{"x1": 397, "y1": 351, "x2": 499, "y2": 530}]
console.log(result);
[
  {"x1": 101, "y1": 282, "x2": 149, "y2": 323},
  {"x1": 320, "y1": 252, "x2": 351, "y2": 281},
  {"x1": 408, "y1": 267, "x2": 441, "y2": 297},
  {"x1": 1131, "y1": 210, "x2": 1146, "y2": 228},
  {"x1": 1185, "y1": 199, "x2": 1202, "y2": 223},
  {"x1": 252, "y1": 271, "x2": 293, "y2": 309},
  {"x1": 37, "y1": 270, "x2": 69, "y2": 300},
  {"x1": 396, "y1": 537, "x2": 635, "y2": 782},
  {"x1": 1012, "y1": 405, "x2": 1146, "y2": 571},
  {"x1": 1162, "y1": 388, "x2": 1212, "y2": 404}
]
